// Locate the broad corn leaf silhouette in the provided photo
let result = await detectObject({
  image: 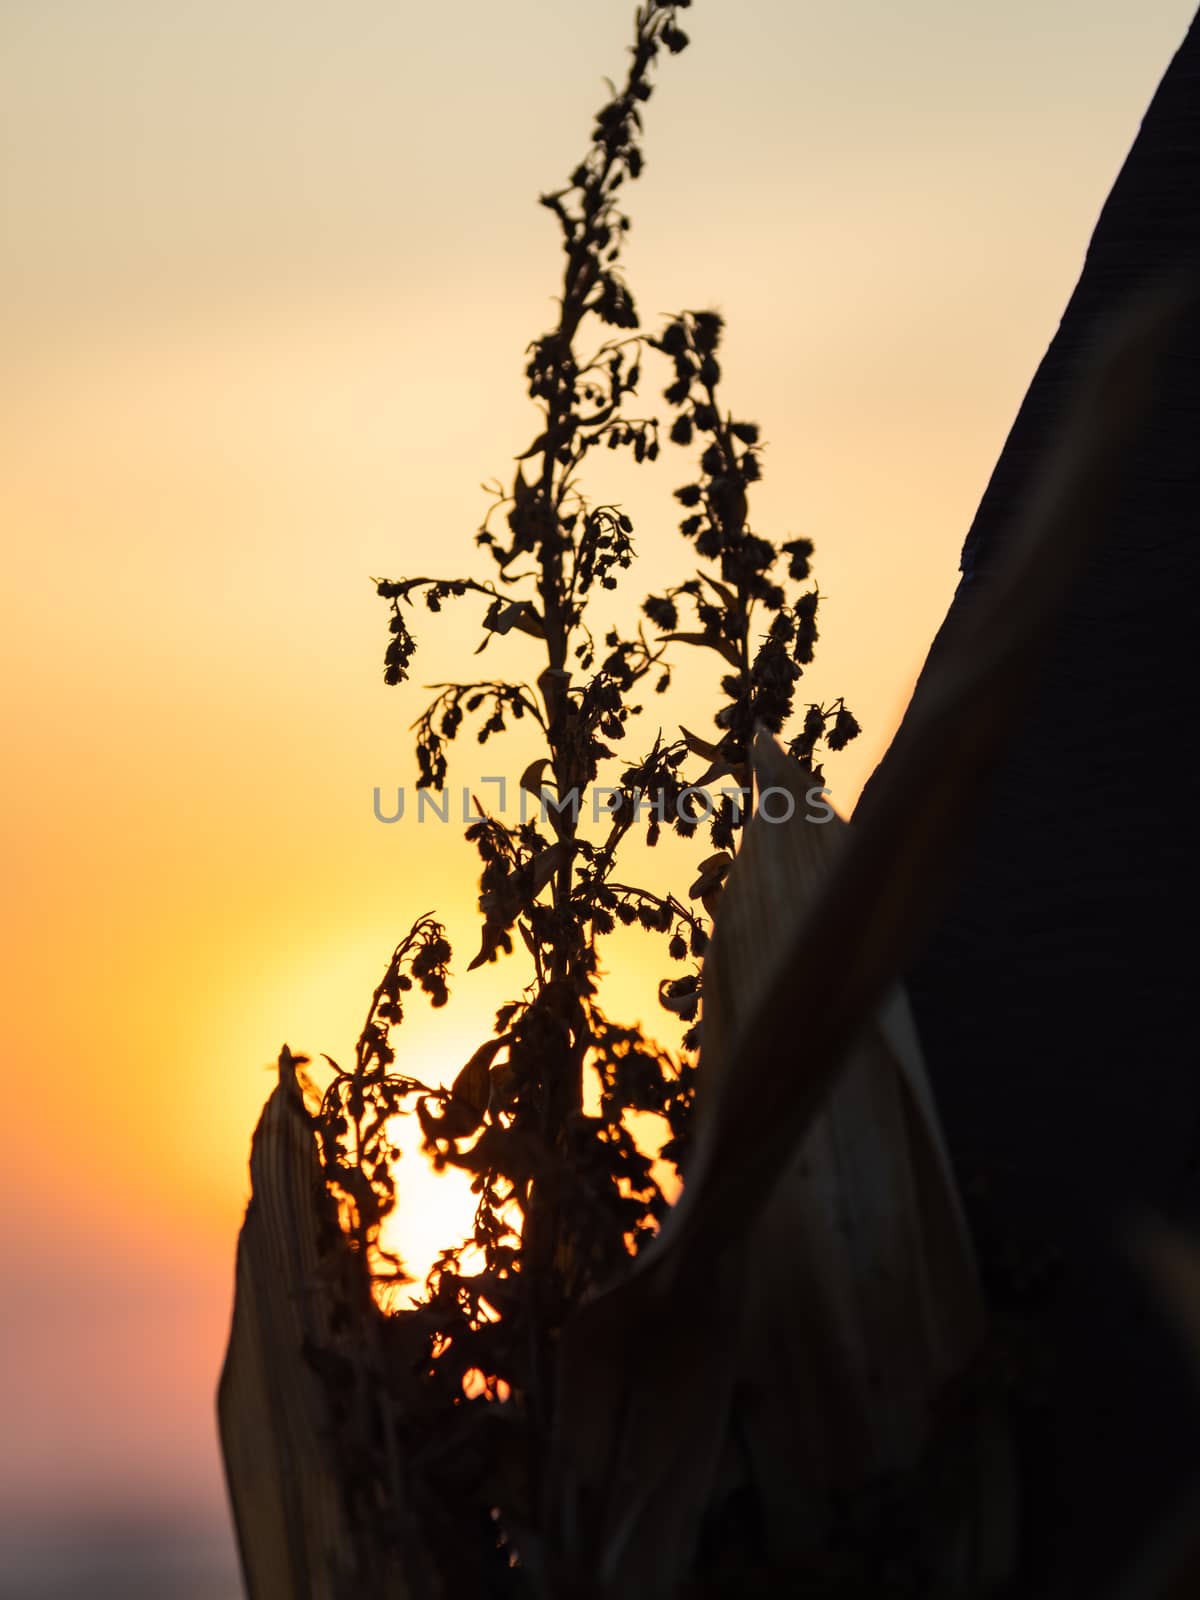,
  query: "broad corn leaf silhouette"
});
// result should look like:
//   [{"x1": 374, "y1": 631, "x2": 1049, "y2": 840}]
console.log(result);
[
  {"x1": 218, "y1": 1048, "x2": 425, "y2": 1599},
  {"x1": 549, "y1": 283, "x2": 1182, "y2": 1598}
]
